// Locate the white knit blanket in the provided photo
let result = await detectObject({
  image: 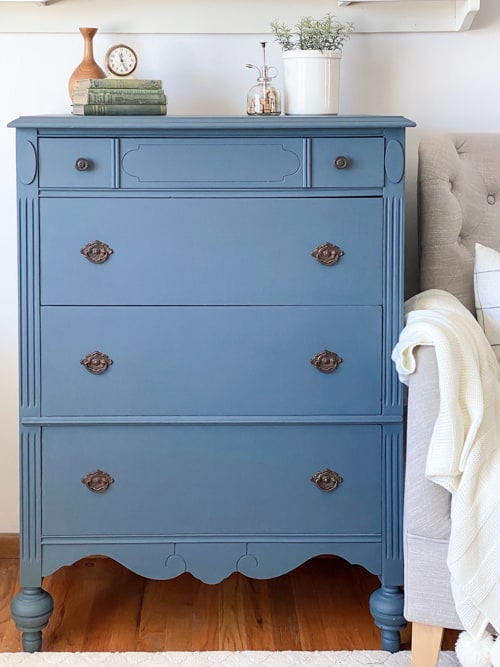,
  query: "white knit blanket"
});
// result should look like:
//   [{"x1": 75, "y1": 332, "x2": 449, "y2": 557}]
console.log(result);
[{"x1": 392, "y1": 289, "x2": 500, "y2": 640}]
